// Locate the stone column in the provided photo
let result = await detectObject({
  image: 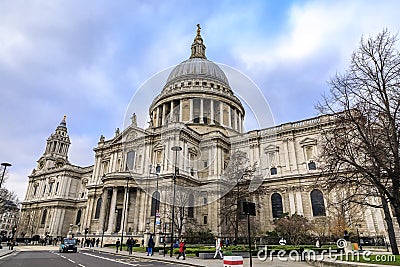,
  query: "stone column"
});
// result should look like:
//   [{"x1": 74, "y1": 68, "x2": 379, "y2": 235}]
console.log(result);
[
  {"x1": 208, "y1": 147, "x2": 212, "y2": 176},
  {"x1": 98, "y1": 189, "x2": 108, "y2": 233},
  {"x1": 162, "y1": 103, "x2": 166, "y2": 126},
  {"x1": 189, "y1": 99, "x2": 193, "y2": 122},
  {"x1": 210, "y1": 99, "x2": 214, "y2": 124},
  {"x1": 170, "y1": 101, "x2": 174, "y2": 122},
  {"x1": 156, "y1": 106, "x2": 160, "y2": 127},
  {"x1": 234, "y1": 109, "x2": 238, "y2": 130},
  {"x1": 183, "y1": 141, "x2": 187, "y2": 172},
  {"x1": 228, "y1": 106, "x2": 232, "y2": 128},
  {"x1": 213, "y1": 146, "x2": 218, "y2": 175},
  {"x1": 132, "y1": 189, "x2": 140, "y2": 233},
  {"x1": 288, "y1": 191, "x2": 296, "y2": 215},
  {"x1": 107, "y1": 187, "x2": 118, "y2": 233},
  {"x1": 200, "y1": 98, "x2": 204, "y2": 124},
  {"x1": 122, "y1": 186, "x2": 129, "y2": 233},
  {"x1": 179, "y1": 99, "x2": 183, "y2": 122},
  {"x1": 220, "y1": 102, "x2": 224, "y2": 126},
  {"x1": 295, "y1": 191, "x2": 303, "y2": 215}
]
